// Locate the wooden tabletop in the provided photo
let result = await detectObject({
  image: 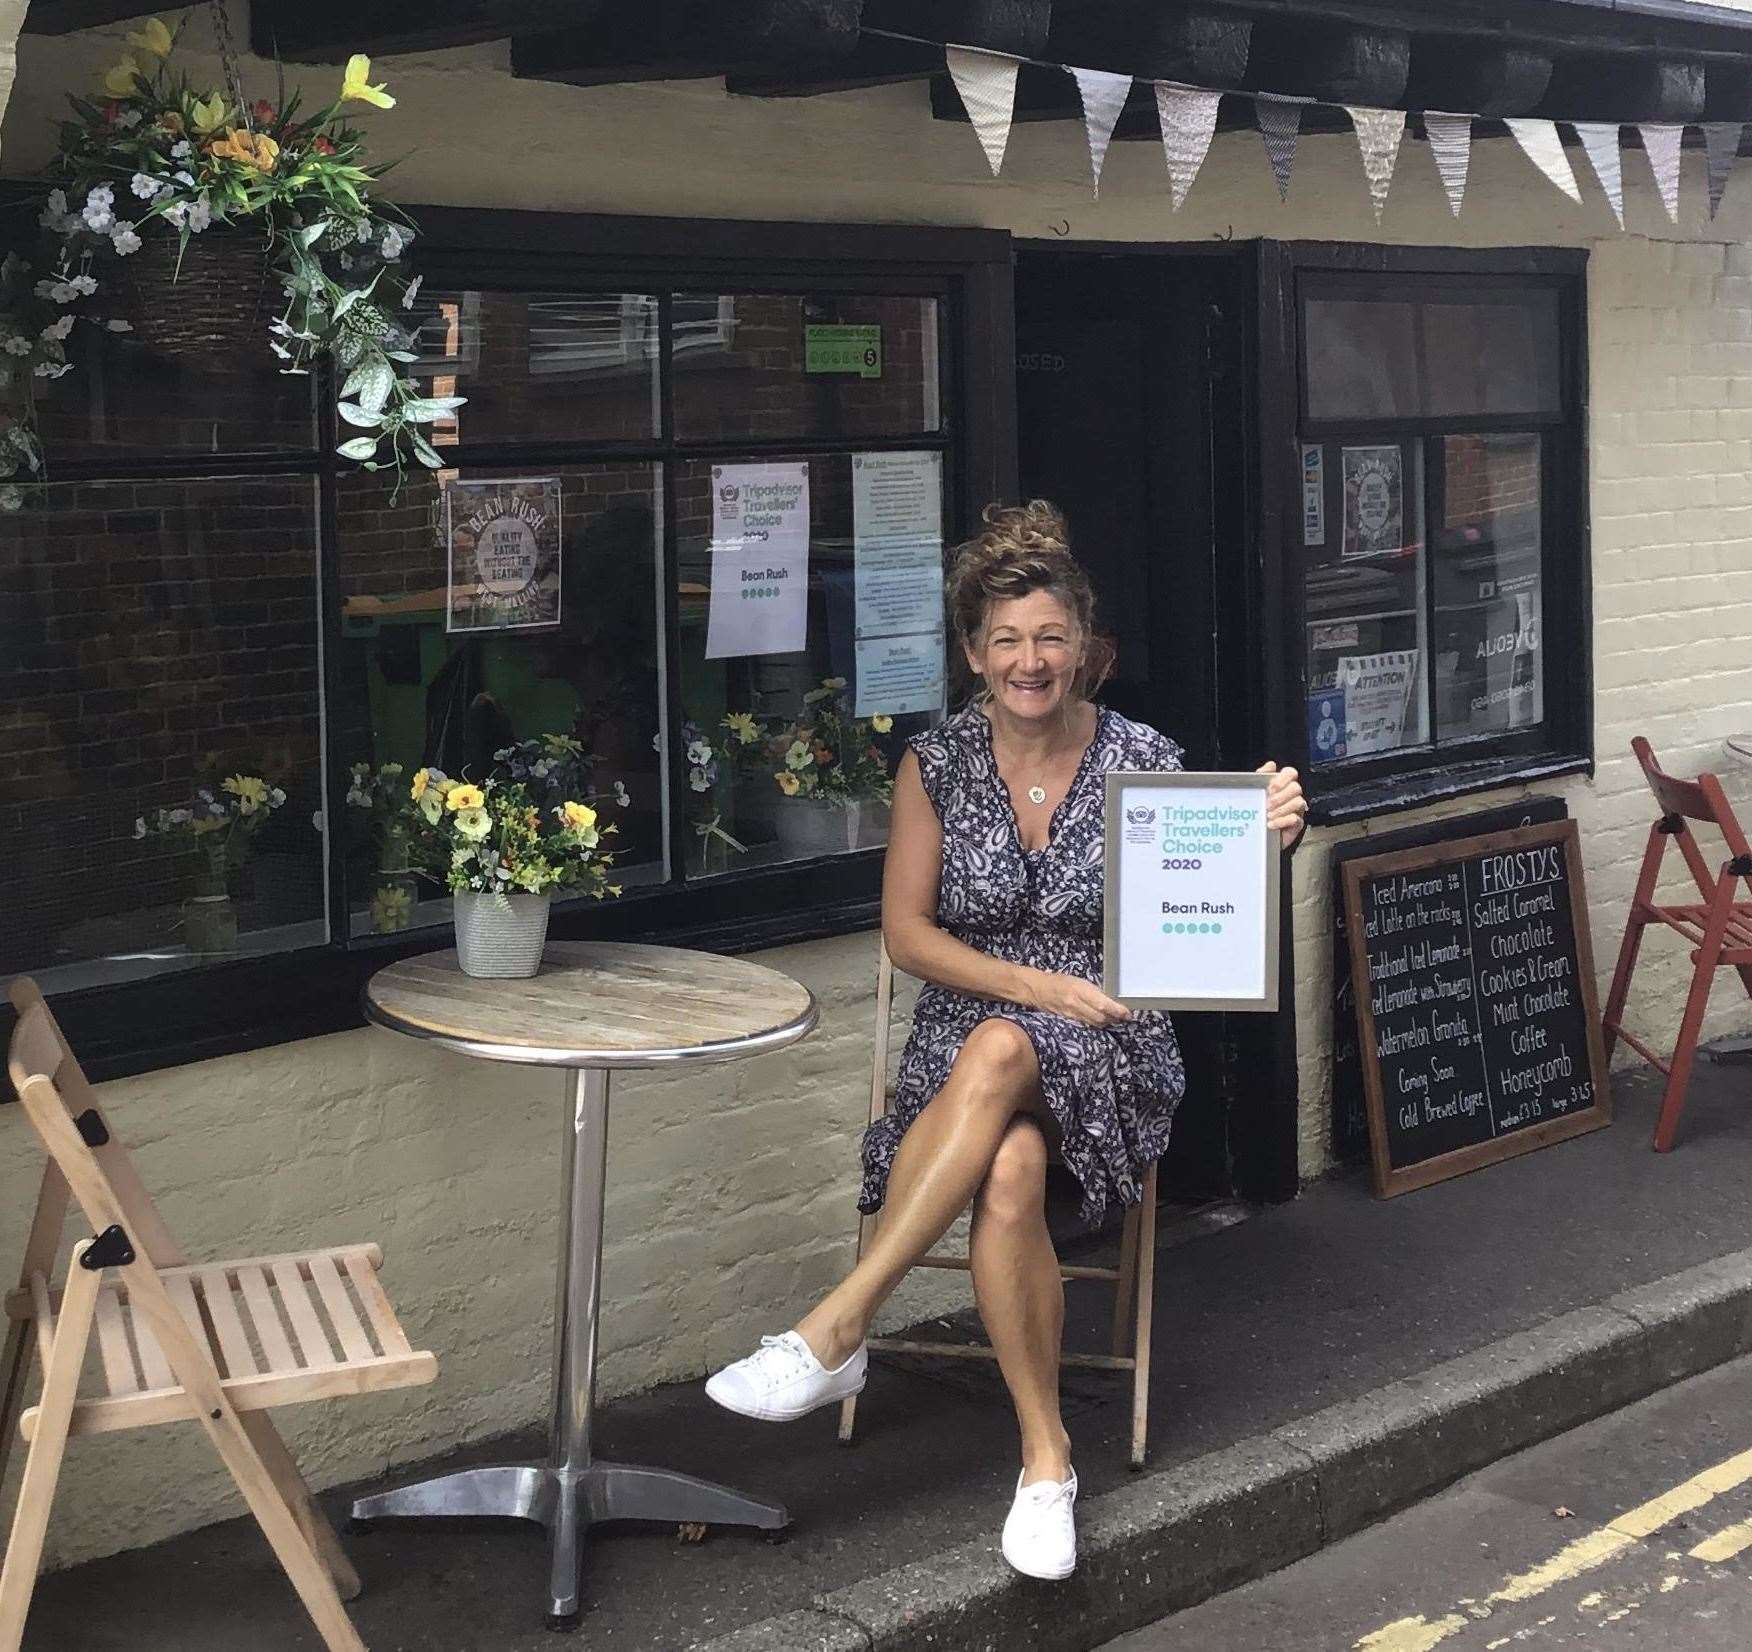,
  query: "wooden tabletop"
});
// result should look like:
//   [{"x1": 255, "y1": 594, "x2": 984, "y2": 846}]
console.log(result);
[{"x1": 363, "y1": 941, "x2": 819, "y2": 1070}]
